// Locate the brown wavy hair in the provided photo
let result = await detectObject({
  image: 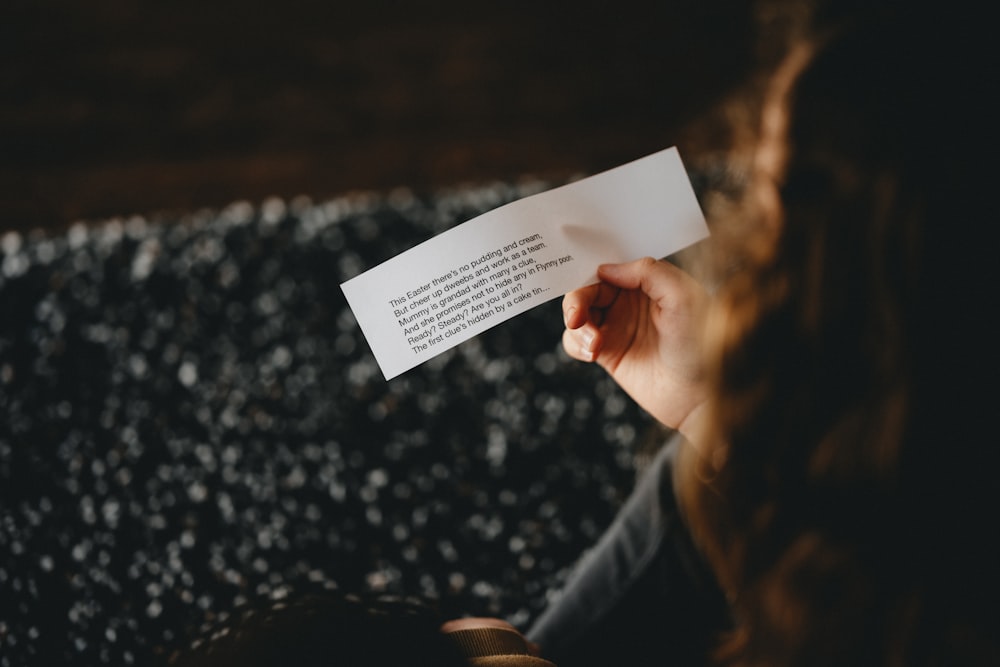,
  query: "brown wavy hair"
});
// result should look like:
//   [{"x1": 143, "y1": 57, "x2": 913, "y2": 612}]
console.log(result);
[{"x1": 680, "y1": 6, "x2": 999, "y2": 666}]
